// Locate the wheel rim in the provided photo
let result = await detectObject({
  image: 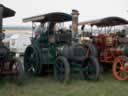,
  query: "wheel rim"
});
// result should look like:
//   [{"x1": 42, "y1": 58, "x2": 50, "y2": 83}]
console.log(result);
[
  {"x1": 55, "y1": 59, "x2": 65, "y2": 81},
  {"x1": 113, "y1": 56, "x2": 128, "y2": 80},
  {"x1": 83, "y1": 43, "x2": 97, "y2": 57},
  {"x1": 83, "y1": 57, "x2": 100, "y2": 80},
  {"x1": 24, "y1": 47, "x2": 40, "y2": 74},
  {"x1": 86, "y1": 61, "x2": 97, "y2": 80}
]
